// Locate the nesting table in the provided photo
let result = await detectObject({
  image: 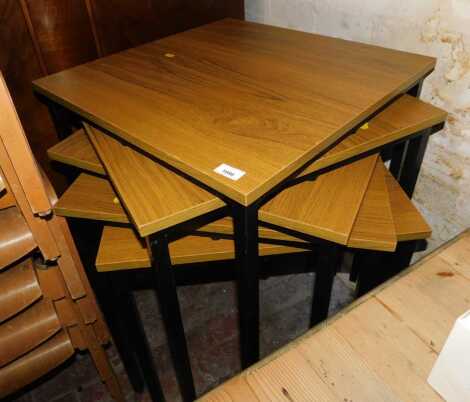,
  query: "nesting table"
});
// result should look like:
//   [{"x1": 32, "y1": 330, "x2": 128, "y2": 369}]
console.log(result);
[{"x1": 34, "y1": 18, "x2": 446, "y2": 400}]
